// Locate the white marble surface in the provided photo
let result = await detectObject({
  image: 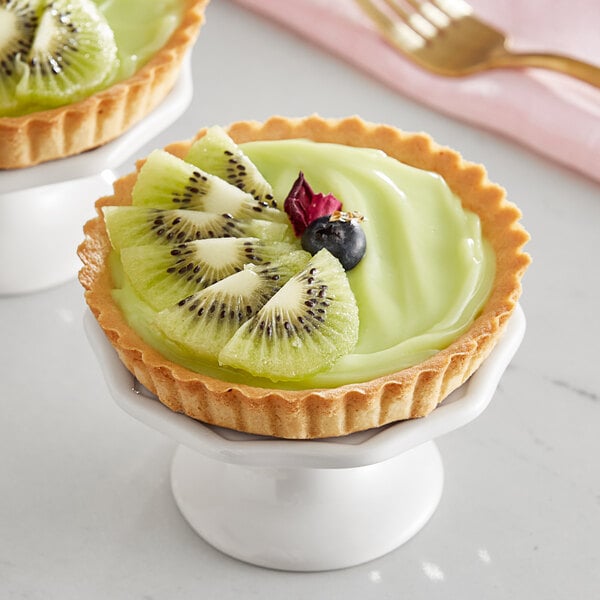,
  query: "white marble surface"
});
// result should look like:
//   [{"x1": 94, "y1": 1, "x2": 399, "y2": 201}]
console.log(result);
[{"x1": 1, "y1": 0, "x2": 599, "y2": 597}]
